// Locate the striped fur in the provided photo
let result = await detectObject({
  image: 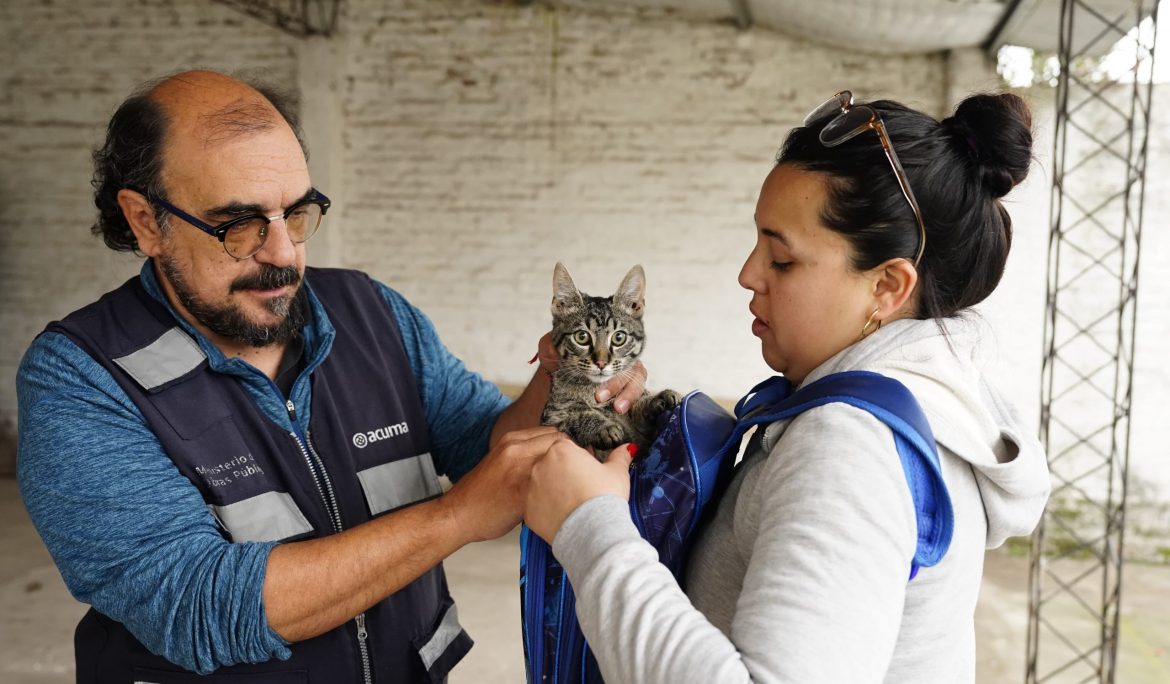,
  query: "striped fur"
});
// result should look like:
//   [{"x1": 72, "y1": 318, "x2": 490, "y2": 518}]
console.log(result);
[{"x1": 541, "y1": 263, "x2": 680, "y2": 454}]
